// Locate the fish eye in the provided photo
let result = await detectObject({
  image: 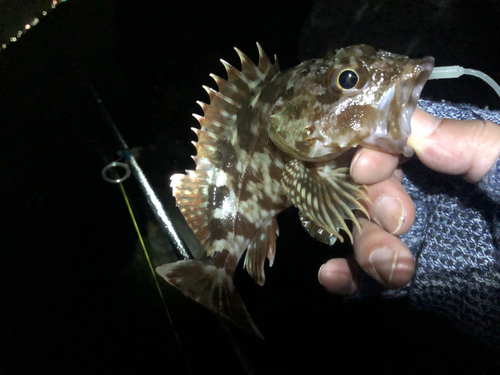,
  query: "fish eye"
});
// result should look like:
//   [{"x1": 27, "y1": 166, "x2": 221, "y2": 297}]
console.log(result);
[
  {"x1": 328, "y1": 66, "x2": 367, "y2": 94},
  {"x1": 336, "y1": 69, "x2": 358, "y2": 90}
]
